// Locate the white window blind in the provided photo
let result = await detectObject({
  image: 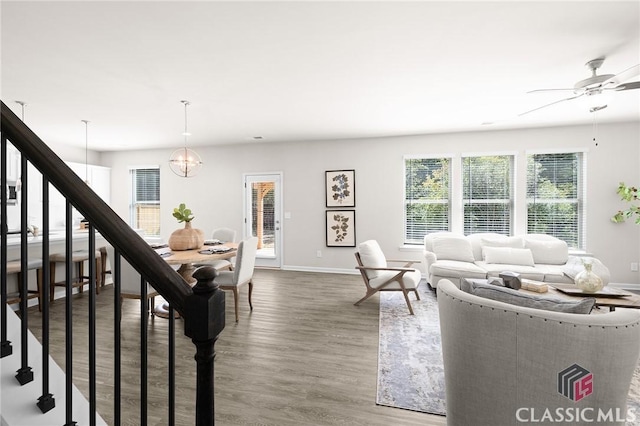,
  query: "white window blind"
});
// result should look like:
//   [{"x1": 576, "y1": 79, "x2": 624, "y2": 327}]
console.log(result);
[
  {"x1": 404, "y1": 157, "x2": 450, "y2": 244},
  {"x1": 130, "y1": 168, "x2": 160, "y2": 237},
  {"x1": 526, "y1": 152, "x2": 584, "y2": 249},
  {"x1": 462, "y1": 155, "x2": 513, "y2": 235}
]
